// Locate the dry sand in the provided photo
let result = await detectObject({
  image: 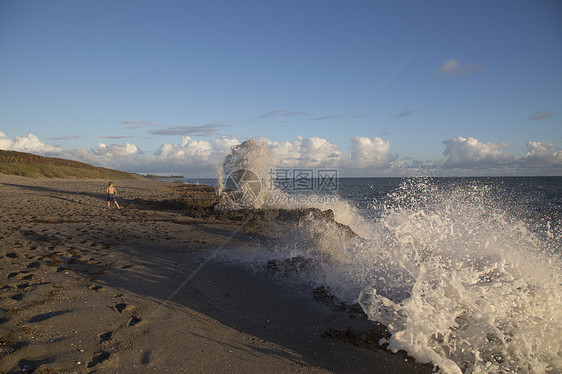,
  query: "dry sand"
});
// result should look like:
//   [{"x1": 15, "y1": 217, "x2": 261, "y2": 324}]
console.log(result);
[{"x1": 0, "y1": 174, "x2": 433, "y2": 373}]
